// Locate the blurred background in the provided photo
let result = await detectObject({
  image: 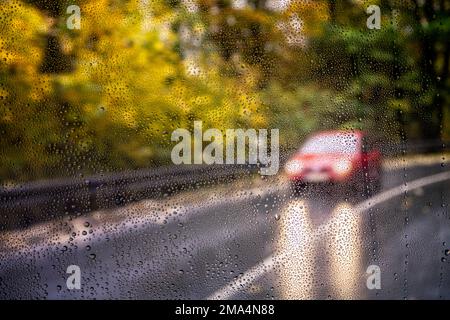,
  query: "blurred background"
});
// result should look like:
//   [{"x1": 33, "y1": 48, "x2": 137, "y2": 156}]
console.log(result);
[
  {"x1": 1, "y1": 0, "x2": 449, "y2": 183},
  {"x1": 1, "y1": 0, "x2": 450, "y2": 300}
]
